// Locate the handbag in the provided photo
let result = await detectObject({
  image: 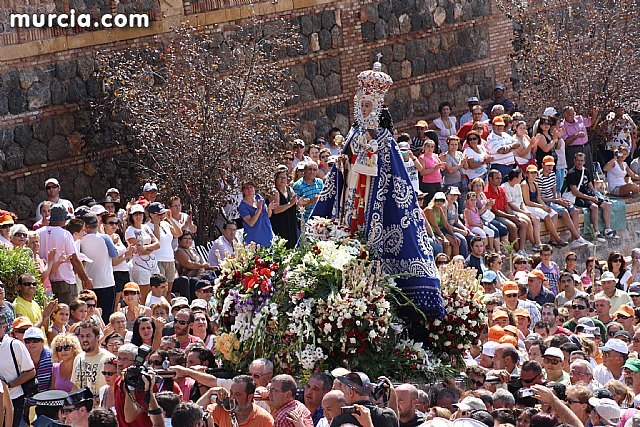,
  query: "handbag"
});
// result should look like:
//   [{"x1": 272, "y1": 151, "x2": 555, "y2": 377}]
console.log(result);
[
  {"x1": 9, "y1": 338, "x2": 39, "y2": 398},
  {"x1": 481, "y1": 209, "x2": 496, "y2": 223}
]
